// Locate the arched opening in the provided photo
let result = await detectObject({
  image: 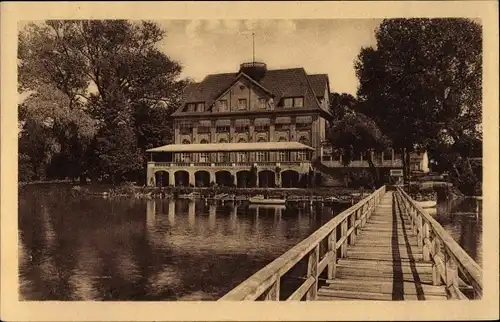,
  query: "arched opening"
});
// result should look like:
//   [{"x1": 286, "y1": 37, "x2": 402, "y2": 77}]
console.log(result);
[
  {"x1": 154, "y1": 170, "x2": 169, "y2": 187},
  {"x1": 238, "y1": 138, "x2": 247, "y2": 143},
  {"x1": 215, "y1": 170, "x2": 234, "y2": 187},
  {"x1": 298, "y1": 172, "x2": 309, "y2": 188},
  {"x1": 182, "y1": 139, "x2": 191, "y2": 144},
  {"x1": 174, "y1": 170, "x2": 189, "y2": 187},
  {"x1": 236, "y1": 170, "x2": 252, "y2": 188},
  {"x1": 278, "y1": 137, "x2": 287, "y2": 142},
  {"x1": 200, "y1": 139, "x2": 209, "y2": 144},
  {"x1": 258, "y1": 170, "x2": 276, "y2": 188},
  {"x1": 281, "y1": 170, "x2": 300, "y2": 188},
  {"x1": 257, "y1": 137, "x2": 266, "y2": 142},
  {"x1": 219, "y1": 138, "x2": 228, "y2": 143},
  {"x1": 195, "y1": 171, "x2": 210, "y2": 187}
]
